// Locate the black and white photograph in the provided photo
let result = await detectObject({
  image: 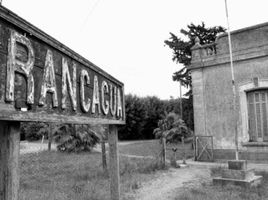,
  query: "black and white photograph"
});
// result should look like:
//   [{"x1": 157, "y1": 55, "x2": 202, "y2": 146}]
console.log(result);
[{"x1": 0, "y1": 0, "x2": 268, "y2": 199}]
